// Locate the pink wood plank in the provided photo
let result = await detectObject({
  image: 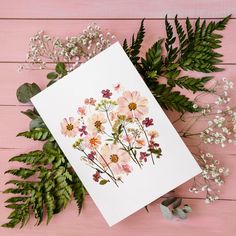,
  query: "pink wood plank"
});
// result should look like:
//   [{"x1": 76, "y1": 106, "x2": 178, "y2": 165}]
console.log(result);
[
  {"x1": 0, "y1": 0, "x2": 234, "y2": 19},
  {"x1": 0, "y1": 19, "x2": 235, "y2": 62},
  {"x1": 1, "y1": 64, "x2": 236, "y2": 106},
  {"x1": 0, "y1": 191, "x2": 236, "y2": 236}
]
